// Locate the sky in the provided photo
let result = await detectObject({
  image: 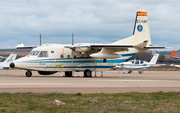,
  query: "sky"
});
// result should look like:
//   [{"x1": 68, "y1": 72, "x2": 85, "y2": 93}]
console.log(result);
[{"x1": 0, "y1": 0, "x2": 179, "y2": 50}]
